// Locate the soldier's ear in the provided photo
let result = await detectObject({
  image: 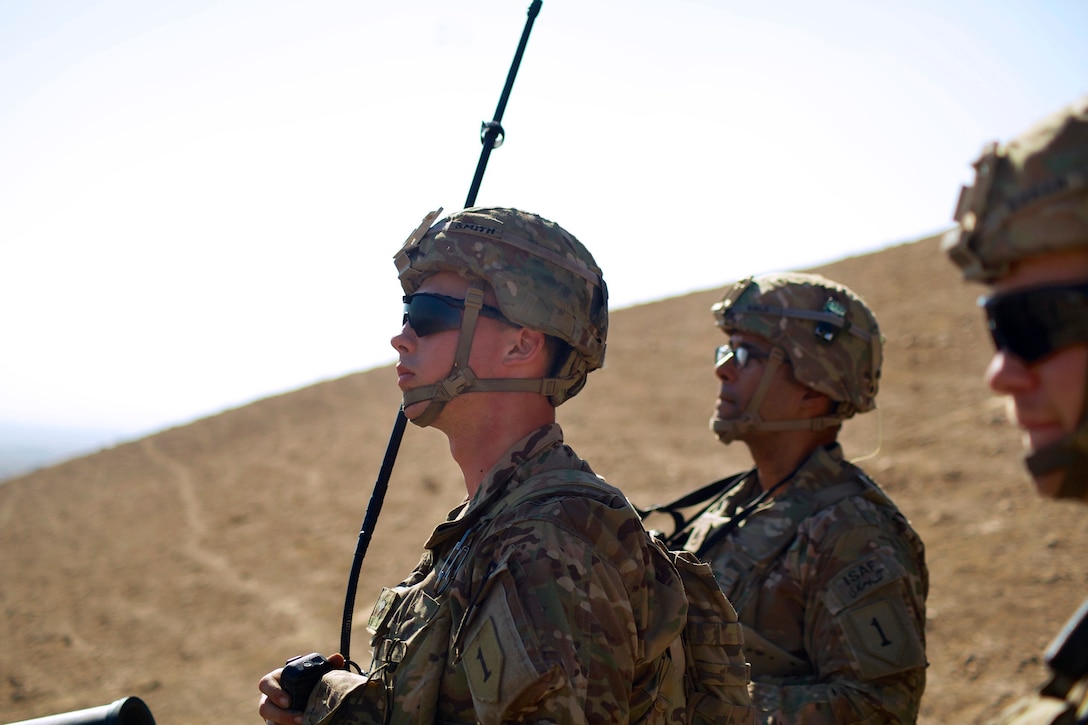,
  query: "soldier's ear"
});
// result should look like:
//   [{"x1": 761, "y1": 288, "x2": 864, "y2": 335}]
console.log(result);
[
  {"x1": 504, "y1": 328, "x2": 549, "y2": 372},
  {"x1": 800, "y1": 388, "x2": 834, "y2": 417}
]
